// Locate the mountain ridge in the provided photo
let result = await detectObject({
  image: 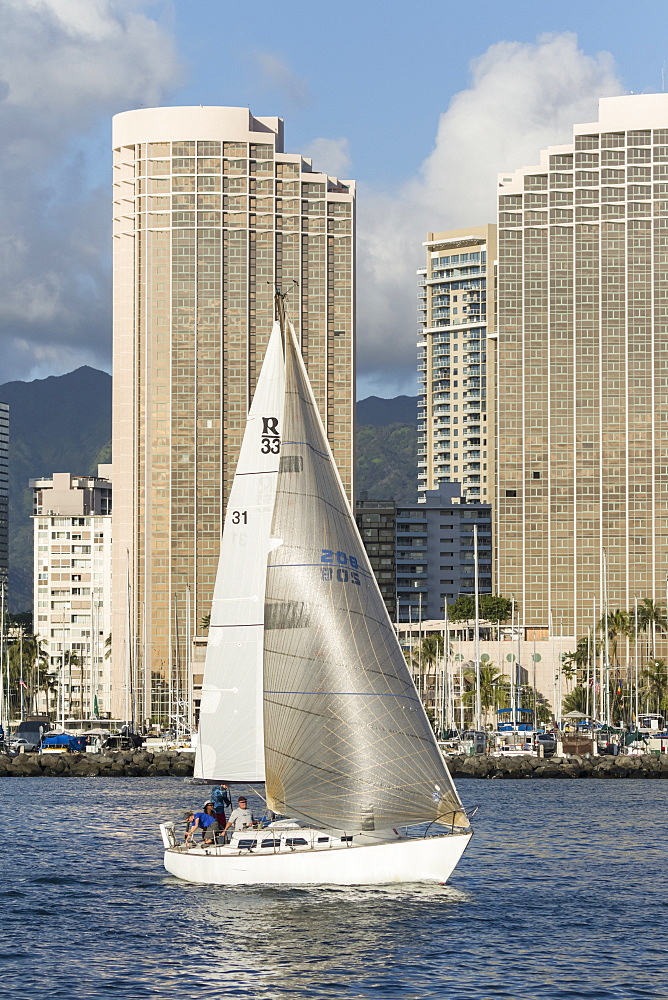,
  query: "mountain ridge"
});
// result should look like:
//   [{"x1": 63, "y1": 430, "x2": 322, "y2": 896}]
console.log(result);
[{"x1": 1, "y1": 367, "x2": 417, "y2": 612}]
